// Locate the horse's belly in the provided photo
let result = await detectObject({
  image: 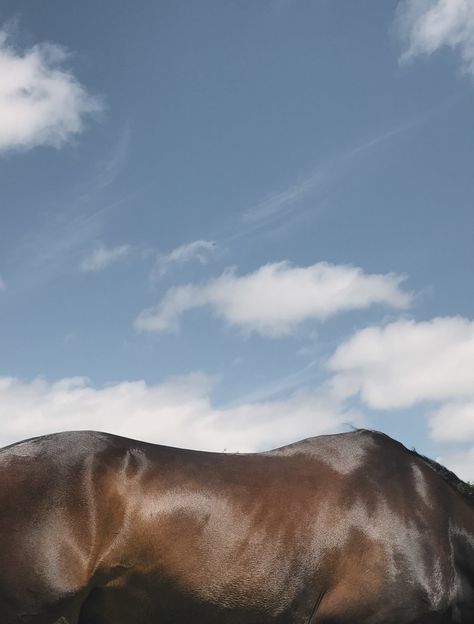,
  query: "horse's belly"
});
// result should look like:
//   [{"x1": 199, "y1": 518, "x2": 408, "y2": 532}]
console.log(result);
[{"x1": 79, "y1": 580, "x2": 304, "y2": 624}]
